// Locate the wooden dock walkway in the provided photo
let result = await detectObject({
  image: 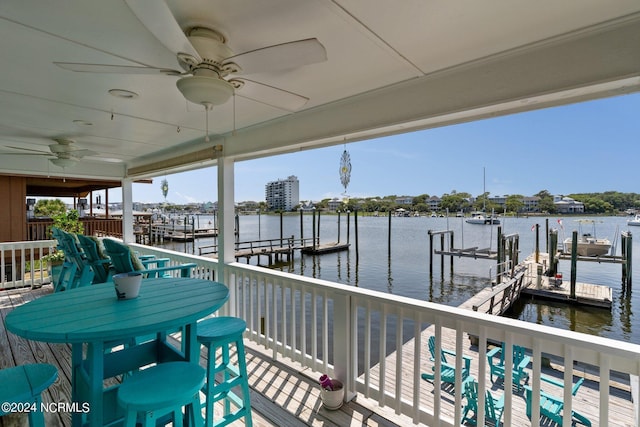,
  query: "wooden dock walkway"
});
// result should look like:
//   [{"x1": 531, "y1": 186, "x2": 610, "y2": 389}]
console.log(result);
[
  {"x1": 521, "y1": 253, "x2": 613, "y2": 308},
  {"x1": 520, "y1": 276, "x2": 613, "y2": 308},
  {"x1": 199, "y1": 238, "x2": 349, "y2": 264}
]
